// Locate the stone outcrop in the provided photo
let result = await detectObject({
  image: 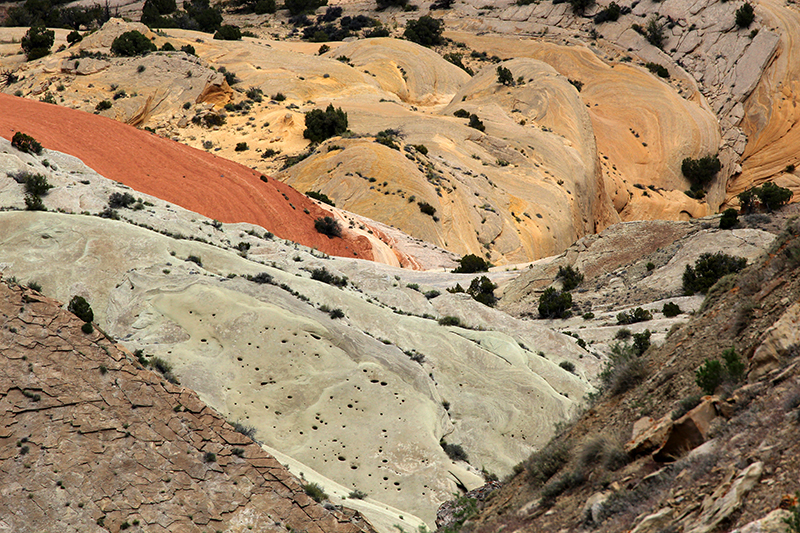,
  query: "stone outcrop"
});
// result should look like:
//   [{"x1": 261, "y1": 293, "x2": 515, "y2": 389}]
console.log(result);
[
  {"x1": 0, "y1": 281, "x2": 376, "y2": 533},
  {"x1": 749, "y1": 301, "x2": 800, "y2": 380}
]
